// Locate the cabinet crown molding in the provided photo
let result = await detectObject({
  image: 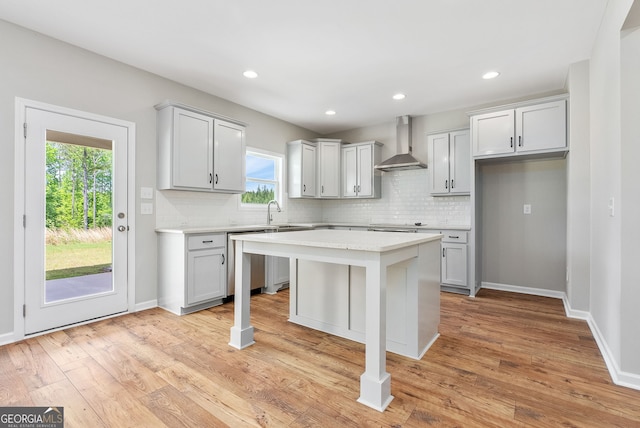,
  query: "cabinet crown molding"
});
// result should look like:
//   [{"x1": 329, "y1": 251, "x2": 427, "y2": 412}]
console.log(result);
[
  {"x1": 155, "y1": 100, "x2": 248, "y2": 127},
  {"x1": 466, "y1": 93, "x2": 569, "y2": 117}
]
